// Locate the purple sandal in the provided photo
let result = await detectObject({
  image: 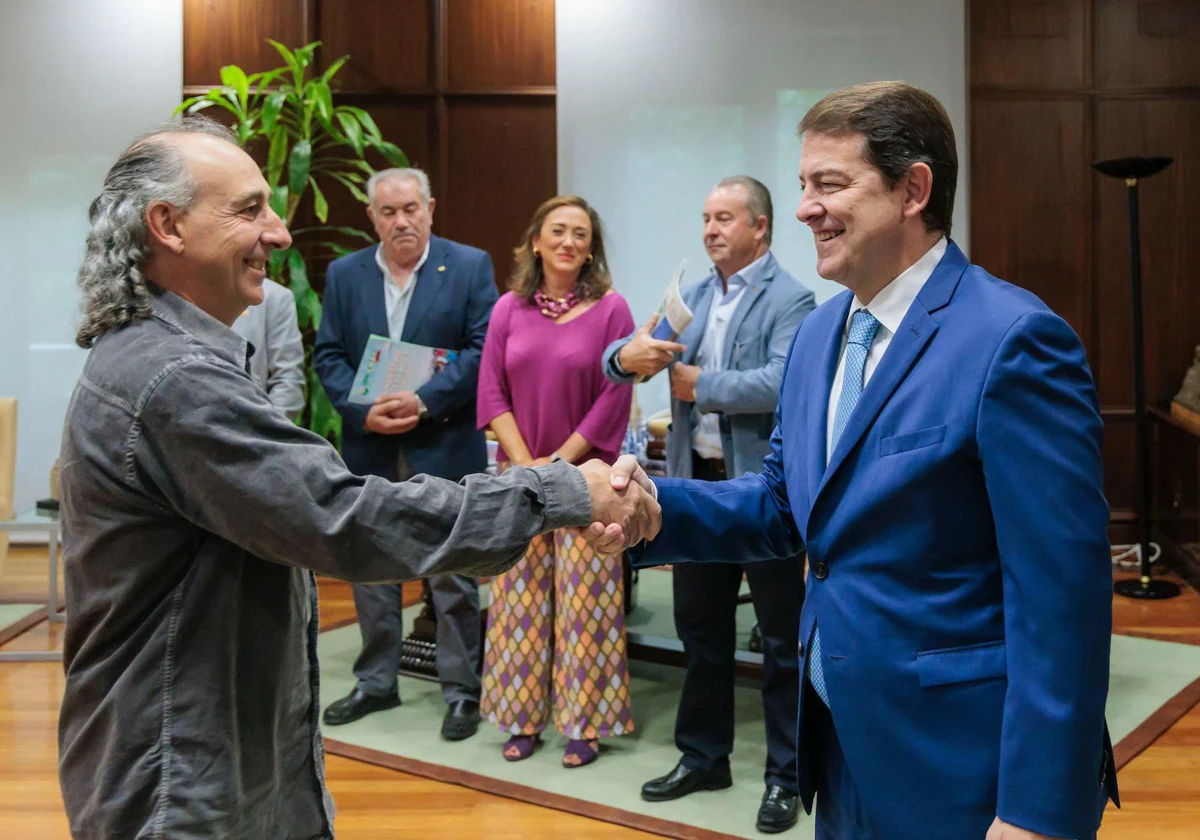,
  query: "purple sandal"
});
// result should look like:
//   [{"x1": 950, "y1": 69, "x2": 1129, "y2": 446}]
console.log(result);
[
  {"x1": 562, "y1": 738, "x2": 600, "y2": 768},
  {"x1": 502, "y1": 734, "x2": 540, "y2": 762}
]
